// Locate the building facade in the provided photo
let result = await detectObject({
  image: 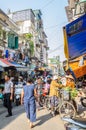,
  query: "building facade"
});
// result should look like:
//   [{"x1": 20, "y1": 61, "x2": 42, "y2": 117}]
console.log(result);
[
  {"x1": 65, "y1": 0, "x2": 86, "y2": 22},
  {"x1": 8, "y1": 9, "x2": 48, "y2": 65},
  {"x1": 33, "y1": 9, "x2": 48, "y2": 65},
  {"x1": 0, "y1": 9, "x2": 19, "y2": 57}
]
